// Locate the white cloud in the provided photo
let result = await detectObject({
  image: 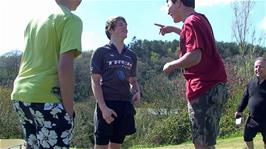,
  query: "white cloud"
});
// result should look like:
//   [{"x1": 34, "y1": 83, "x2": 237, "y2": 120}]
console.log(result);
[
  {"x1": 0, "y1": 0, "x2": 106, "y2": 55},
  {"x1": 196, "y1": 0, "x2": 235, "y2": 7},
  {"x1": 159, "y1": 0, "x2": 258, "y2": 9},
  {"x1": 0, "y1": 0, "x2": 58, "y2": 55},
  {"x1": 260, "y1": 16, "x2": 266, "y2": 31},
  {"x1": 196, "y1": 0, "x2": 261, "y2": 8},
  {"x1": 160, "y1": 4, "x2": 168, "y2": 14},
  {"x1": 159, "y1": 0, "x2": 235, "y2": 13}
]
